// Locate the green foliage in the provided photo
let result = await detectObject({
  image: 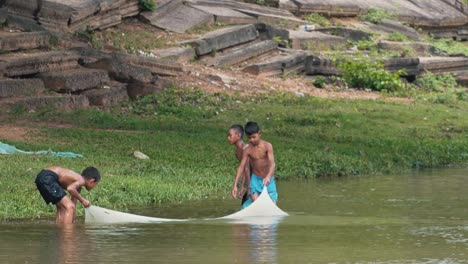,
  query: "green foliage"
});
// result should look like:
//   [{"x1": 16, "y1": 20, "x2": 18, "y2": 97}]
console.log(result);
[
  {"x1": 272, "y1": 36, "x2": 289, "y2": 47},
  {"x1": 337, "y1": 55, "x2": 405, "y2": 91},
  {"x1": 304, "y1": 13, "x2": 331, "y2": 27},
  {"x1": 312, "y1": 76, "x2": 327, "y2": 88},
  {"x1": 139, "y1": 0, "x2": 156, "y2": 11},
  {"x1": 386, "y1": 32, "x2": 409, "y2": 42},
  {"x1": 359, "y1": 8, "x2": 394, "y2": 24},
  {"x1": 352, "y1": 39, "x2": 377, "y2": 51},
  {"x1": 415, "y1": 72, "x2": 466, "y2": 104},
  {"x1": 430, "y1": 38, "x2": 468, "y2": 56}
]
